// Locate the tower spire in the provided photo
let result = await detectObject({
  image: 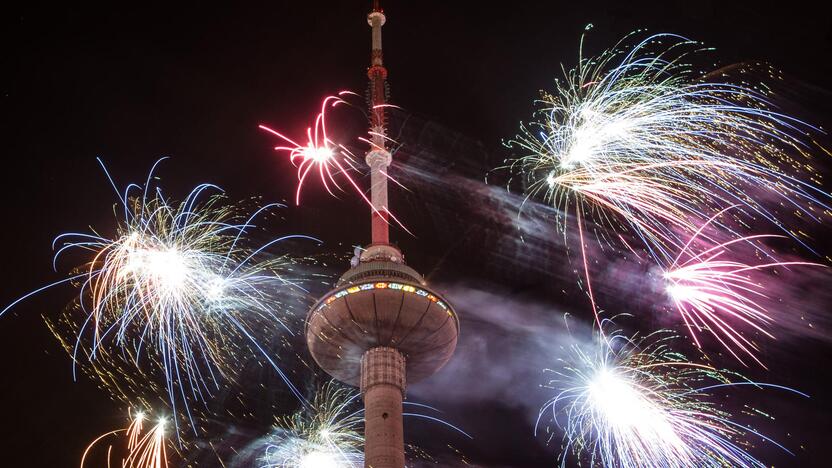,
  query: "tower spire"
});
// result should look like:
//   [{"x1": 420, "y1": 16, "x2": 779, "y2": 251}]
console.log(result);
[{"x1": 366, "y1": 0, "x2": 392, "y2": 245}]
